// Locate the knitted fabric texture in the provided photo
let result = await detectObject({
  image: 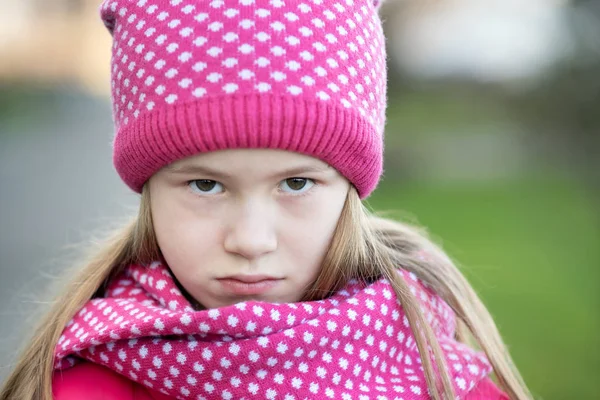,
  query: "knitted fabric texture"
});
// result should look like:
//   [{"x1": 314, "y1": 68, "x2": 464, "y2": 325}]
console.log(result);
[
  {"x1": 54, "y1": 262, "x2": 492, "y2": 400},
  {"x1": 100, "y1": 0, "x2": 387, "y2": 198}
]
